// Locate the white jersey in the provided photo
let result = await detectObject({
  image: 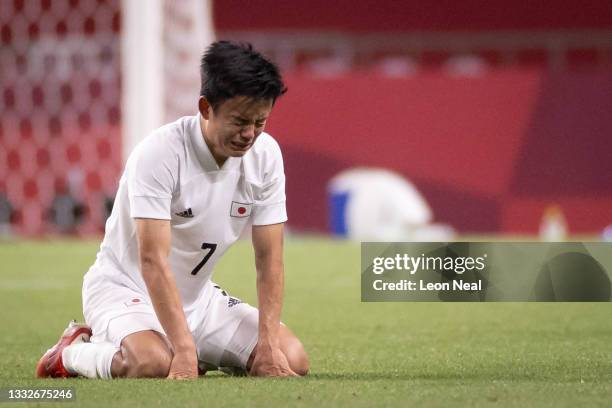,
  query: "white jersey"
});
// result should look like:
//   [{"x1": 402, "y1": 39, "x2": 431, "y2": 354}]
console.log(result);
[{"x1": 85, "y1": 114, "x2": 287, "y2": 310}]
